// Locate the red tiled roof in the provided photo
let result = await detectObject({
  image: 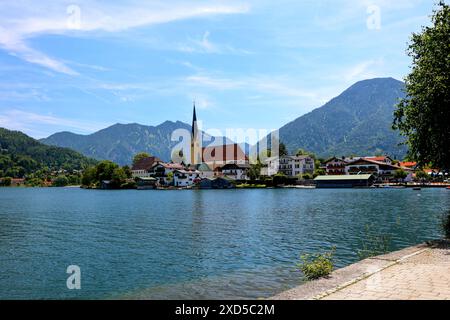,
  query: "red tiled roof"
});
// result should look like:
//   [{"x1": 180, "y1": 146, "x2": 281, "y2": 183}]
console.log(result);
[
  {"x1": 161, "y1": 163, "x2": 184, "y2": 170},
  {"x1": 131, "y1": 157, "x2": 162, "y2": 171},
  {"x1": 400, "y1": 161, "x2": 417, "y2": 168},
  {"x1": 347, "y1": 158, "x2": 411, "y2": 171},
  {"x1": 202, "y1": 144, "x2": 248, "y2": 163},
  {"x1": 364, "y1": 156, "x2": 389, "y2": 162}
]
